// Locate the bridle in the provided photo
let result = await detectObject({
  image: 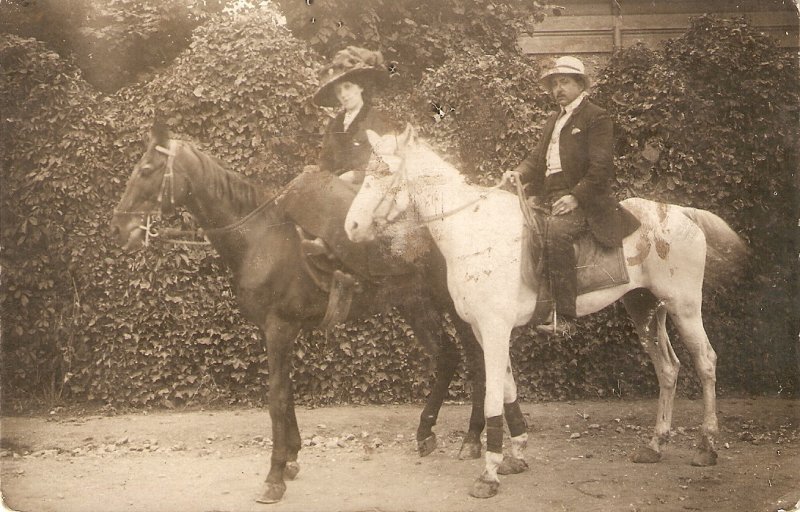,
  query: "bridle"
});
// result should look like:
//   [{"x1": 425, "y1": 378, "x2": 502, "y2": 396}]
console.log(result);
[
  {"x1": 114, "y1": 139, "x2": 286, "y2": 247},
  {"x1": 367, "y1": 164, "x2": 405, "y2": 225},
  {"x1": 368, "y1": 144, "x2": 512, "y2": 227},
  {"x1": 113, "y1": 141, "x2": 180, "y2": 246},
  {"x1": 369, "y1": 147, "x2": 549, "y2": 278}
]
